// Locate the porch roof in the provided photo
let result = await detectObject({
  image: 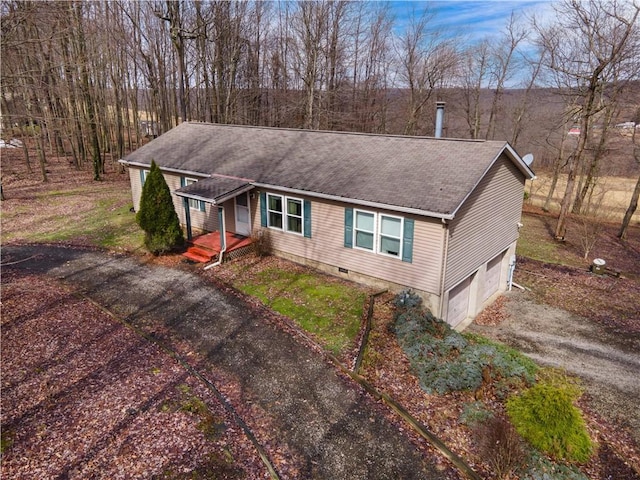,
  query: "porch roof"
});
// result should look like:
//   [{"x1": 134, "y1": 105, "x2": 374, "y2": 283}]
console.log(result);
[{"x1": 175, "y1": 174, "x2": 253, "y2": 204}]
